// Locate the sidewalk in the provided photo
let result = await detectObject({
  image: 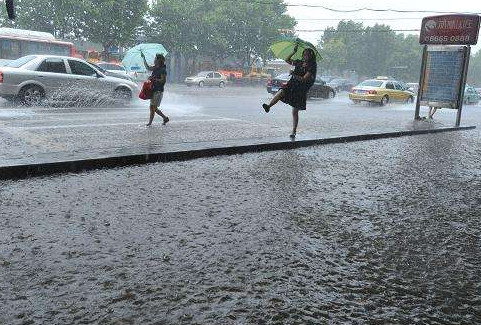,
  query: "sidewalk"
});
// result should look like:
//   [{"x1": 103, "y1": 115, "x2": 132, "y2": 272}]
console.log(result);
[
  {"x1": 0, "y1": 118, "x2": 475, "y2": 179},
  {"x1": 0, "y1": 86, "x2": 478, "y2": 178}
]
